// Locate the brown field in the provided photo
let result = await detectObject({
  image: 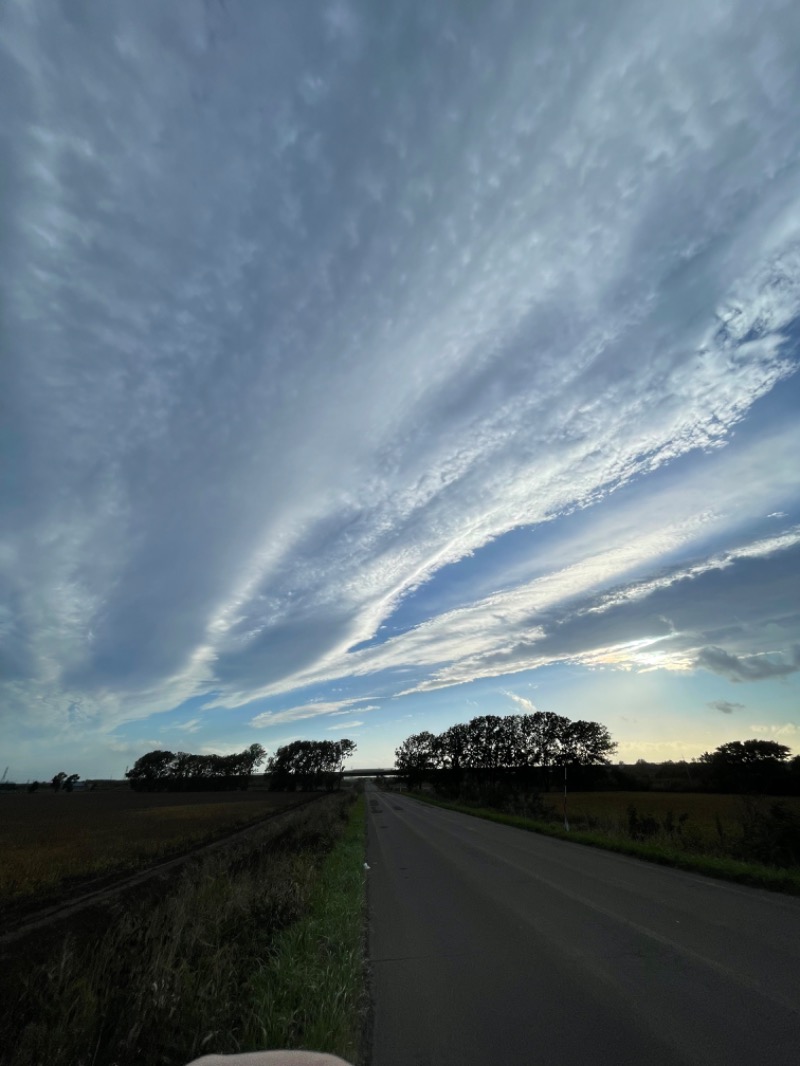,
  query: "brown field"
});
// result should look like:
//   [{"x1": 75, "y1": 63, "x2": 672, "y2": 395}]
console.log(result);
[
  {"x1": 0, "y1": 788, "x2": 316, "y2": 904},
  {"x1": 540, "y1": 790, "x2": 800, "y2": 847}
]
